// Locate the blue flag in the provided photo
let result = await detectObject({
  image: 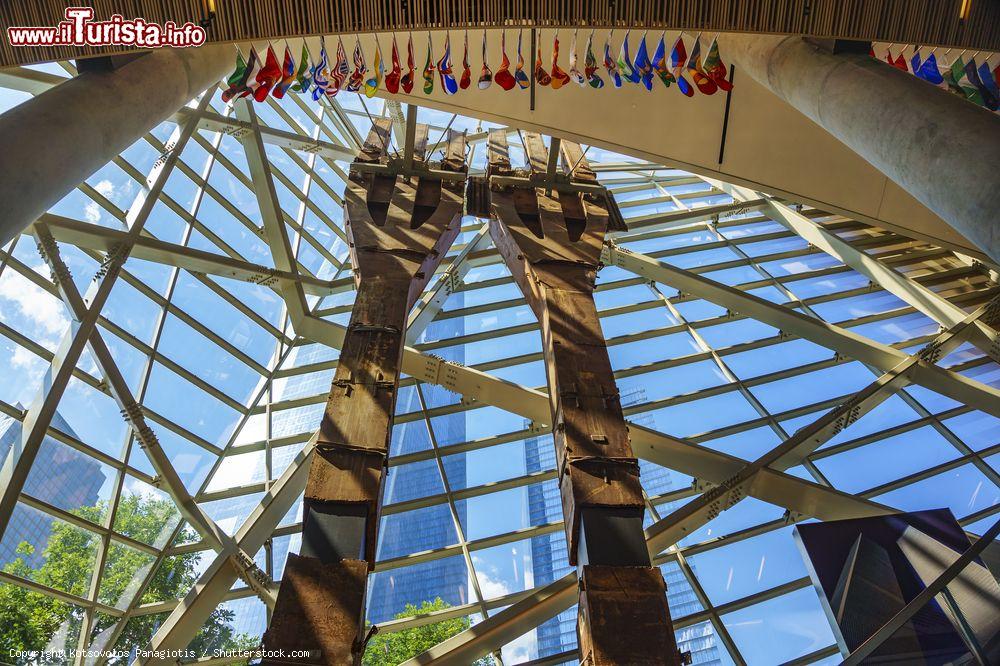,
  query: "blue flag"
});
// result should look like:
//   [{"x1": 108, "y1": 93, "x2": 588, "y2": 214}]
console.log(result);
[
  {"x1": 912, "y1": 51, "x2": 944, "y2": 85},
  {"x1": 634, "y1": 33, "x2": 654, "y2": 91}
]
